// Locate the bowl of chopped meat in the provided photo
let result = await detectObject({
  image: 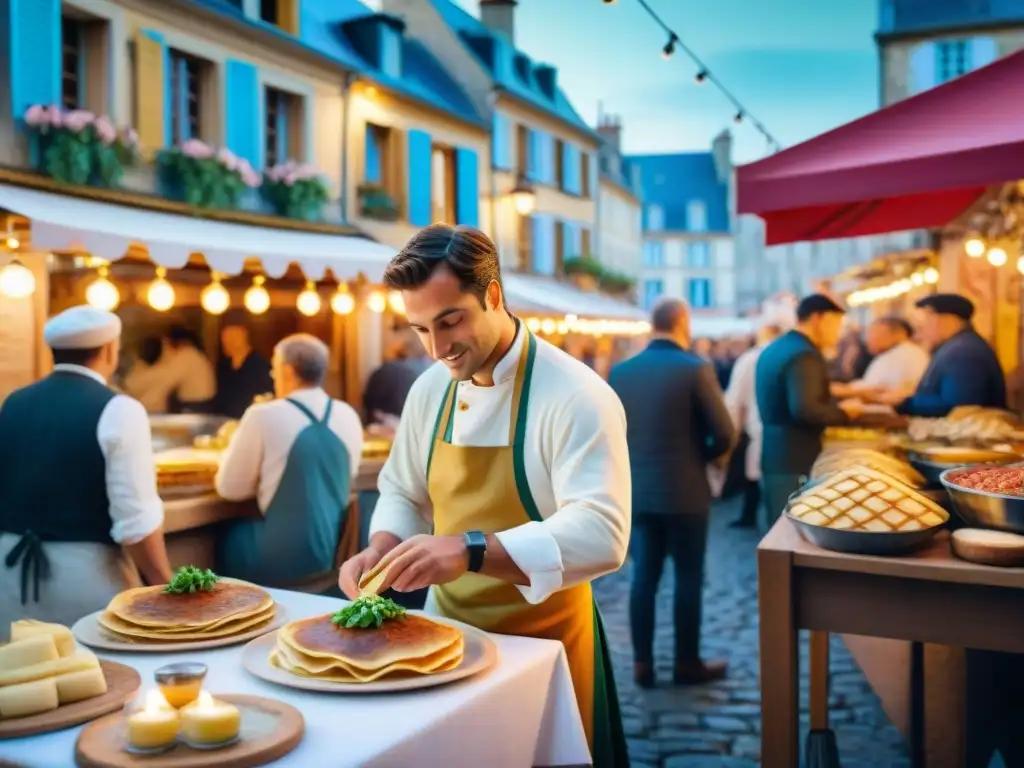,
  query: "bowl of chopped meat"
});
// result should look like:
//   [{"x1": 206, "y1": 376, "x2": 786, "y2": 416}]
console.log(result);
[{"x1": 940, "y1": 464, "x2": 1024, "y2": 534}]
